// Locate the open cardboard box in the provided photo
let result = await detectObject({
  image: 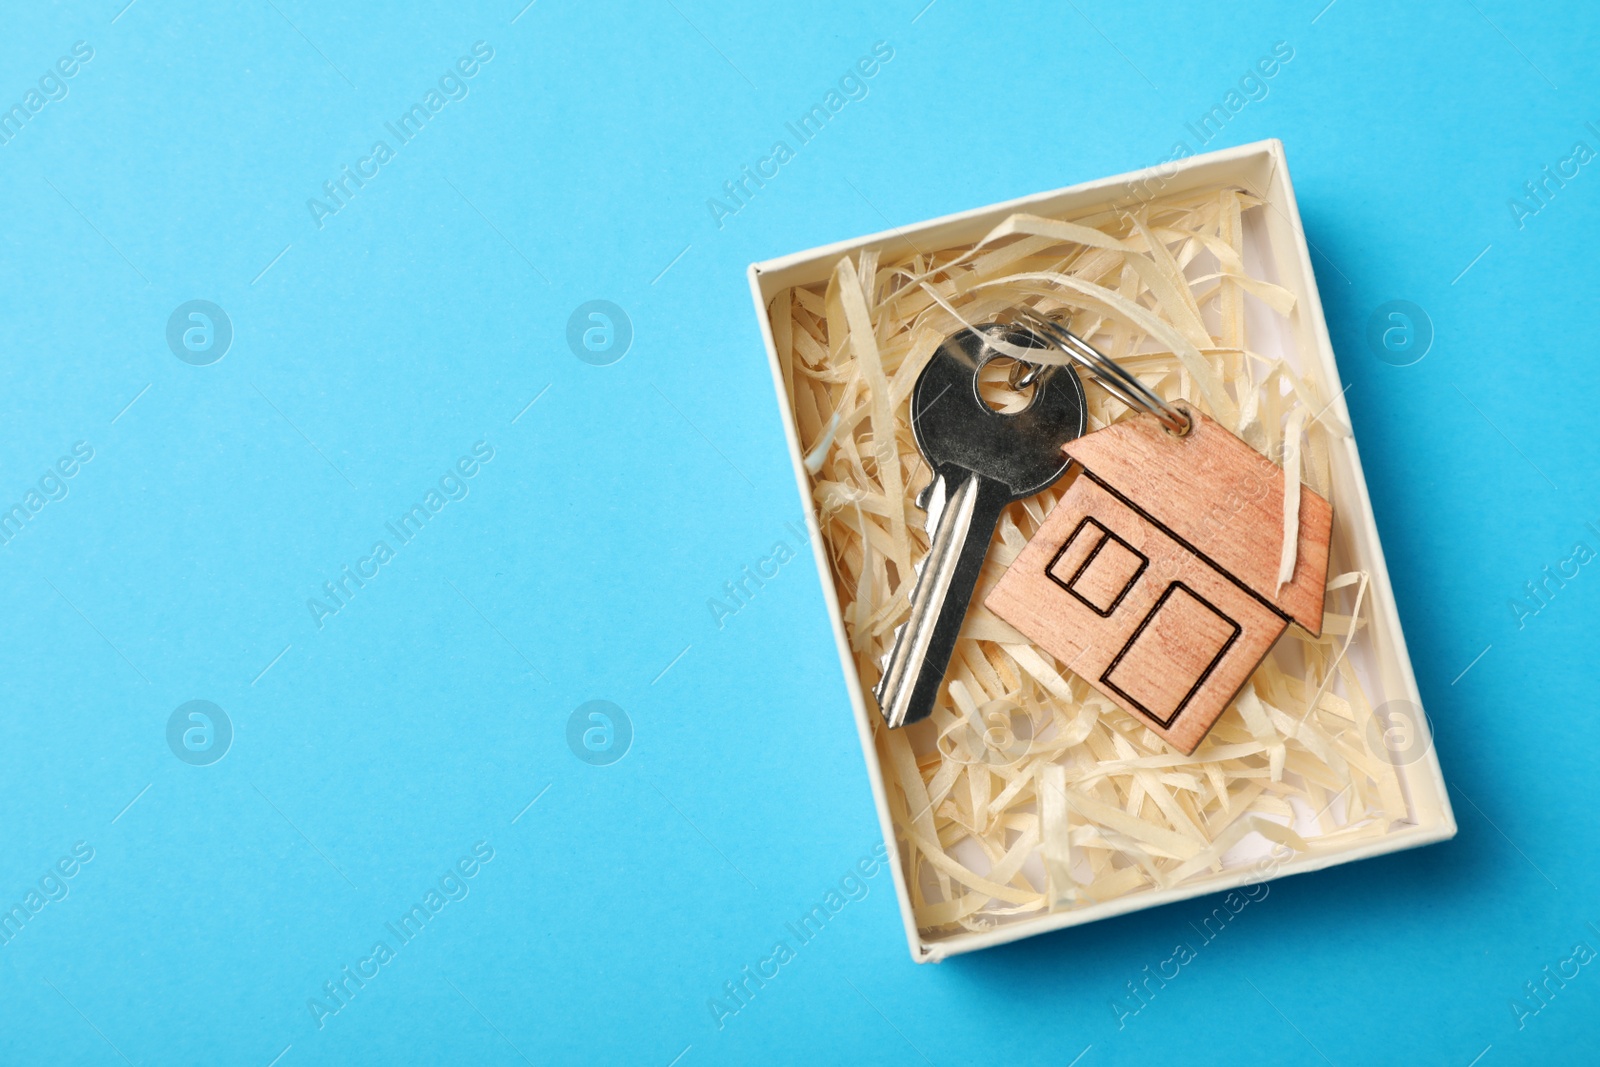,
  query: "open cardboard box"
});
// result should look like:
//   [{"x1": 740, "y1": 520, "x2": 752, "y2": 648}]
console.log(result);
[{"x1": 747, "y1": 140, "x2": 1455, "y2": 962}]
